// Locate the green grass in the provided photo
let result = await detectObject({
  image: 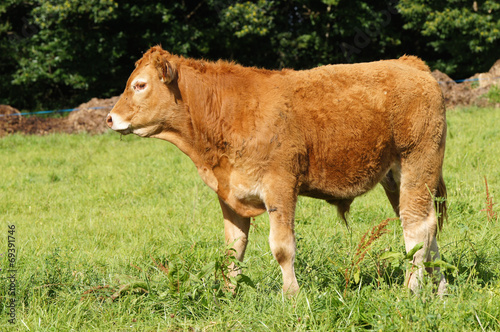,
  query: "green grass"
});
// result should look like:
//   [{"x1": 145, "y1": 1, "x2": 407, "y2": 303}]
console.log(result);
[{"x1": 1, "y1": 107, "x2": 499, "y2": 331}]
